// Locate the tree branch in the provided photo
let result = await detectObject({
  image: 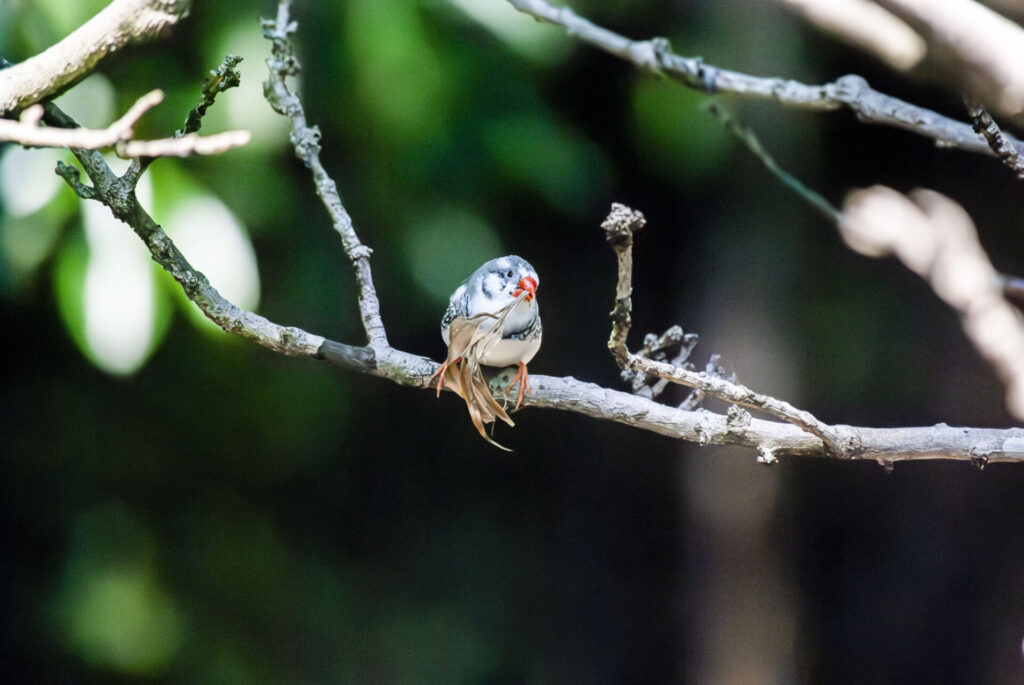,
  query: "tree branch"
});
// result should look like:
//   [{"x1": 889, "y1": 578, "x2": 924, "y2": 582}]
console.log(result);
[
  {"x1": 602, "y1": 203, "x2": 842, "y2": 453},
  {"x1": 506, "y1": 0, "x2": 1024, "y2": 161},
  {"x1": 0, "y1": 89, "x2": 250, "y2": 156},
  {"x1": 262, "y1": 6, "x2": 388, "y2": 349},
  {"x1": 0, "y1": 0, "x2": 192, "y2": 115}
]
